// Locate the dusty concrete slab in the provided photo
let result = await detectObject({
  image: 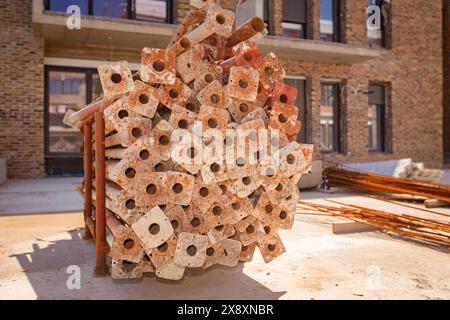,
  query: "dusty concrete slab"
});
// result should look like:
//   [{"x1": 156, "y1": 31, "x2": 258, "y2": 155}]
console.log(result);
[
  {"x1": 0, "y1": 191, "x2": 449, "y2": 300},
  {"x1": 0, "y1": 178, "x2": 83, "y2": 215}
]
